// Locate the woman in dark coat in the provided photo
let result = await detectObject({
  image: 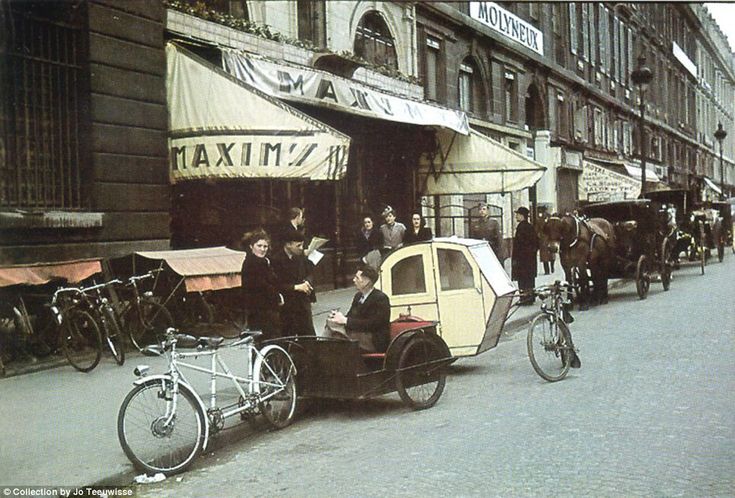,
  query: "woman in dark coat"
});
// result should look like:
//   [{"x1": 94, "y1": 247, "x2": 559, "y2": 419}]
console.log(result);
[
  {"x1": 403, "y1": 212, "x2": 433, "y2": 245},
  {"x1": 241, "y1": 229, "x2": 282, "y2": 339},
  {"x1": 356, "y1": 215, "x2": 383, "y2": 259},
  {"x1": 511, "y1": 207, "x2": 538, "y2": 305}
]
